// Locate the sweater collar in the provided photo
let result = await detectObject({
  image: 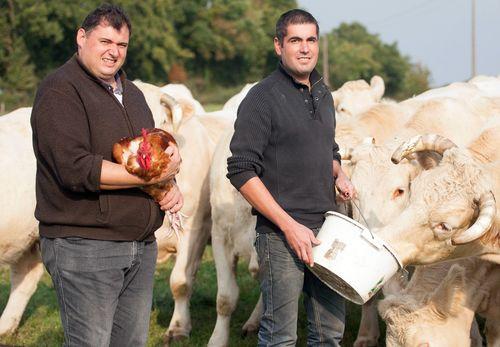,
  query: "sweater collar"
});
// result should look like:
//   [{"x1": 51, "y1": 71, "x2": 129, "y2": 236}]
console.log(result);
[
  {"x1": 277, "y1": 62, "x2": 323, "y2": 91},
  {"x1": 72, "y1": 53, "x2": 127, "y2": 91}
]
